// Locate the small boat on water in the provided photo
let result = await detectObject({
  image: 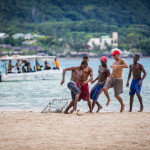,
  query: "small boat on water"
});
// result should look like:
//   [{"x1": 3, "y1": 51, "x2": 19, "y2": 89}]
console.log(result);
[{"x1": 0, "y1": 55, "x2": 62, "y2": 82}]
